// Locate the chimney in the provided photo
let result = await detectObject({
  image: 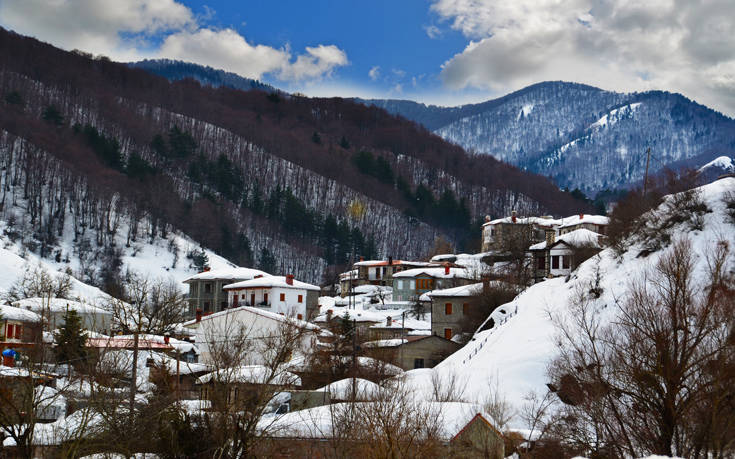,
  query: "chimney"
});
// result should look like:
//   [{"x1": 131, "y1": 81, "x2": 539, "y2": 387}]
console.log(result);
[
  {"x1": 579, "y1": 213, "x2": 584, "y2": 220},
  {"x1": 164, "y1": 334, "x2": 170, "y2": 345},
  {"x1": 254, "y1": 274, "x2": 263, "y2": 279},
  {"x1": 195, "y1": 308, "x2": 203, "y2": 323},
  {"x1": 359, "y1": 256, "x2": 364, "y2": 262},
  {"x1": 386, "y1": 316, "x2": 392, "y2": 327},
  {"x1": 327, "y1": 309, "x2": 333, "y2": 321},
  {"x1": 388, "y1": 256, "x2": 393, "y2": 265},
  {"x1": 484, "y1": 215, "x2": 490, "y2": 222},
  {"x1": 444, "y1": 265, "x2": 450, "y2": 275},
  {"x1": 511, "y1": 210, "x2": 517, "y2": 223},
  {"x1": 545, "y1": 229, "x2": 556, "y2": 246},
  {"x1": 286, "y1": 274, "x2": 294, "y2": 285}
]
